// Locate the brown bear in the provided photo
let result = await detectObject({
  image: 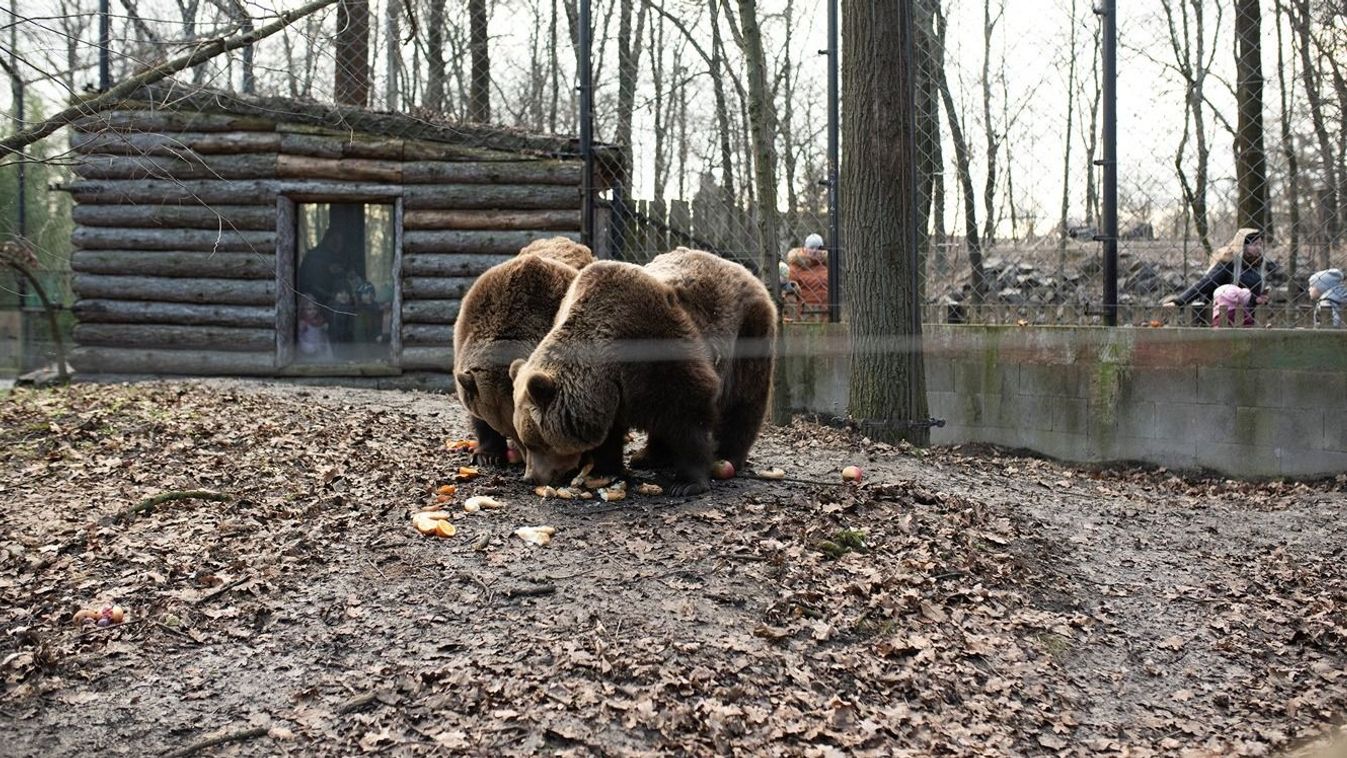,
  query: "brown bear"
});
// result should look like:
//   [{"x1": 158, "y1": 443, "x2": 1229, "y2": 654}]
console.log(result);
[
  {"x1": 511, "y1": 250, "x2": 776, "y2": 494},
  {"x1": 452, "y1": 236, "x2": 592, "y2": 464},
  {"x1": 641, "y1": 247, "x2": 777, "y2": 472}
]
